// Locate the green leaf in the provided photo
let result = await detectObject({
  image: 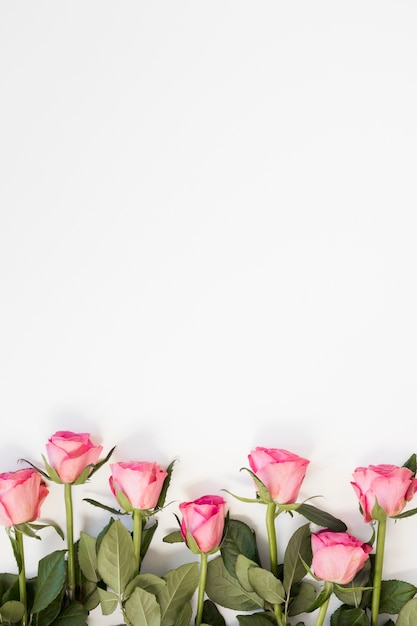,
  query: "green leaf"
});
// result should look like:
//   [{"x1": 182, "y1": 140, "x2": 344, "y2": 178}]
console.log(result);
[
  {"x1": 0, "y1": 600, "x2": 25, "y2": 623},
  {"x1": 202, "y1": 599, "x2": 226, "y2": 626},
  {"x1": 397, "y1": 598, "x2": 417, "y2": 626},
  {"x1": 78, "y1": 532, "x2": 99, "y2": 583},
  {"x1": 124, "y1": 573, "x2": 167, "y2": 600},
  {"x1": 379, "y1": 579, "x2": 417, "y2": 614},
  {"x1": 32, "y1": 550, "x2": 67, "y2": 613},
  {"x1": 0, "y1": 573, "x2": 19, "y2": 601},
  {"x1": 295, "y1": 503, "x2": 347, "y2": 531},
  {"x1": 237, "y1": 613, "x2": 277, "y2": 625},
  {"x1": 283, "y1": 523, "x2": 312, "y2": 592},
  {"x1": 329, "y1": 605, "x2": 370, "y2": 625},
  {"x1": 235, "y1": 554, "x2": 262, "y2": 592},
  {"x1": 36, "y1": 587, "x2": 65, "y2": 626},
  {"x1": 288, "y1": 581, "x2": 317, "y2": 616},
  {"x1": 141, "y1": 521, "x2": 159, "y2": 561},
  {"x1": 49, "y1": 600, "x2": 89, "y2": 625},
  {"x1": 174, "y1": 602, "x2": 193, "y2": 626},
  {"x1": 97, "y1": 587, "x2": 119, "y2": 615},
  {"x1": 80, "y1": 579, "x2": 99, "y2": 611},
  {"x1": 221, "y1": 518, "x2": 261, "y2": 577},
  {"x1": 205, "y1": 556, "x2": 264, "y2": 611},
  {"x1": 124, "y1": 587, "x2": 161, "y2": 626},
  {"x1": 158, "y1": 562, "x2": 199, "y2": 626},
  {"x1": 247, "y1": 567, "x2": 286, "y2": 604},
  {"x1": 97, "y1": 519, "x2": 136, "y2": 595}
]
